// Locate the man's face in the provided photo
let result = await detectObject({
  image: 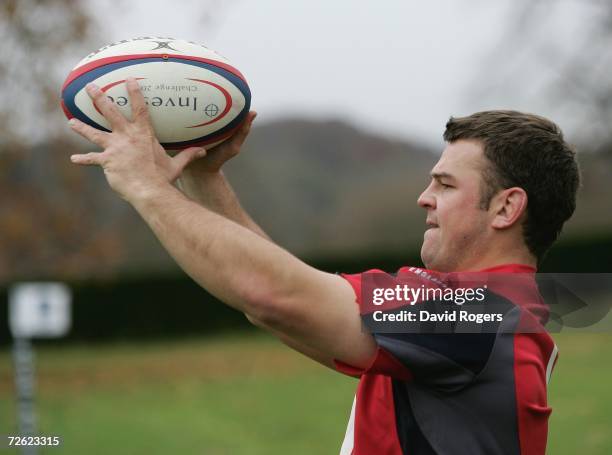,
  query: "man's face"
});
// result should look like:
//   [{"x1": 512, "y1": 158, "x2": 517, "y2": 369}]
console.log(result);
[{"x1": 417, "y1": 139, "x2": 493, "y2": 272}]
